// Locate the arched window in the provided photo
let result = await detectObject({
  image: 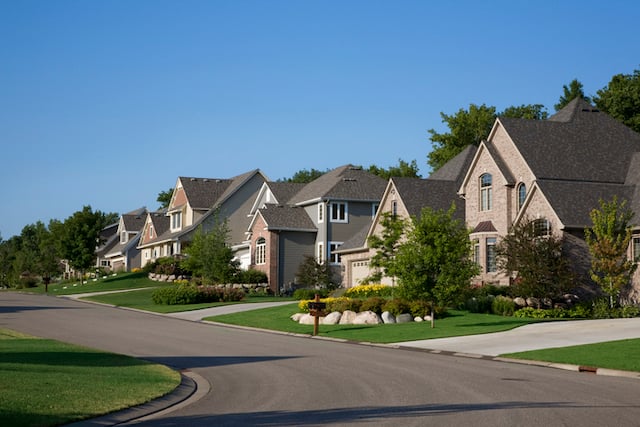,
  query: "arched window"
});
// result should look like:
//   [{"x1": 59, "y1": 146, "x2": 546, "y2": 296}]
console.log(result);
[
  {"x1": 480, "y1": 173, "x2": 492, "y2": 211},
  {"x1": 255, "y1": 237, "x2": 266, "y2": 265},
  {"x1": 517, "y1": 183, "x2": 526, "y2": 210}
]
